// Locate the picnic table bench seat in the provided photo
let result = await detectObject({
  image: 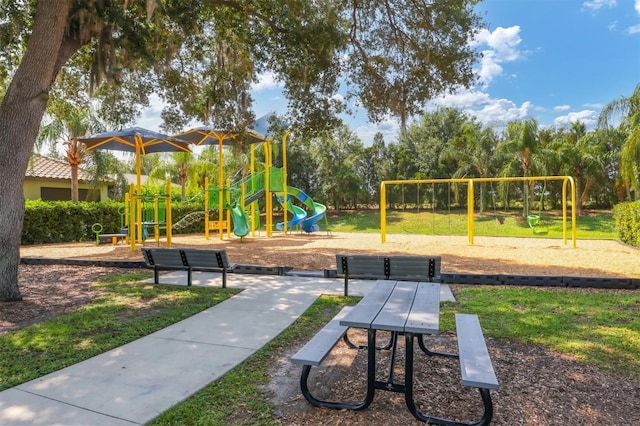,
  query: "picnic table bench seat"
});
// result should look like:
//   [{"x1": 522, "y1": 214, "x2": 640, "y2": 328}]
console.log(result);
[
  {"x1": 455, "y1": 313, "x2": 499, "y2": 390},
  {"x1": 291, "y1": 306, "x2": 363, "y2": 410},
  {"x1": 445, "y1": 313, "x2": 499, "y2": 426},
  {"x1": 141, "y1": 247, "x2": 235, "y2": 288},
  {"x1": 335, "y1": 254, "x2": 442, "y2": 296},
  {"x1": 291, "y1": 306, "x2": 353, "y2": 367}
]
